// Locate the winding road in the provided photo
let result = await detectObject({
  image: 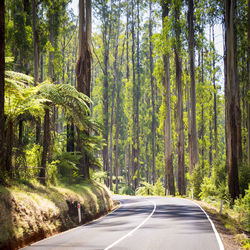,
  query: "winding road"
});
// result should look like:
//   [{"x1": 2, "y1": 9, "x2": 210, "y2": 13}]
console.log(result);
[{"x1": 22, "y1": 196, "x2": 224, "y2": 250}]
